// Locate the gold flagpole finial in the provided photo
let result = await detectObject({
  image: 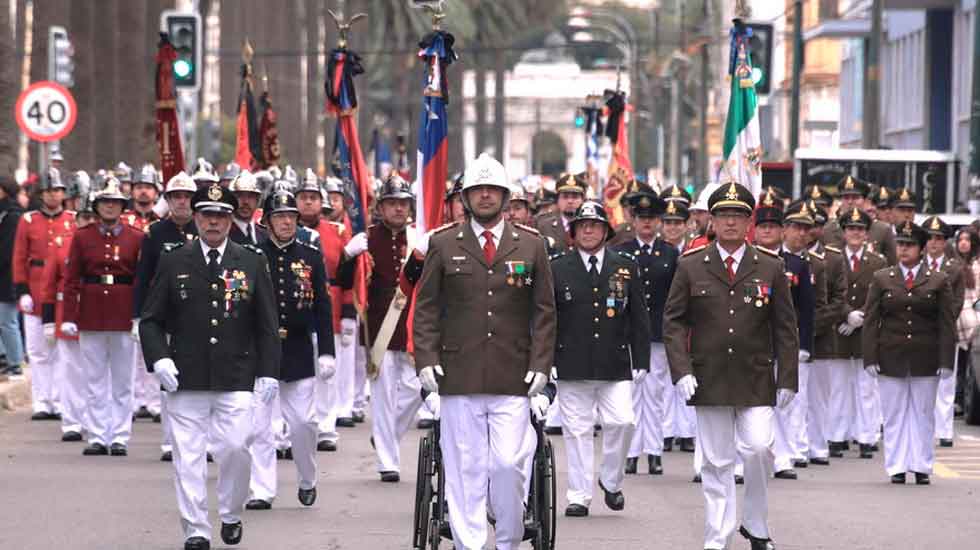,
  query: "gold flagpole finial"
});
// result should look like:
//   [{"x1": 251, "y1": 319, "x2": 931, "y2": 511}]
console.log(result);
[
  {"x1": 327, "y1": 9, "x2": 367, "y2": 48},
  {"x1": 242, "y1": 37, "x2": 254, "y2": 65},
  {"x1": 421, "y1": 1, "x2": 447, "y2": 31},
  {"x1": 262, "y1": 63, "x2": 269, "y2": 93},
  {"x1": 734, "y1": 0, "x2": 752, "y2": 20}
]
